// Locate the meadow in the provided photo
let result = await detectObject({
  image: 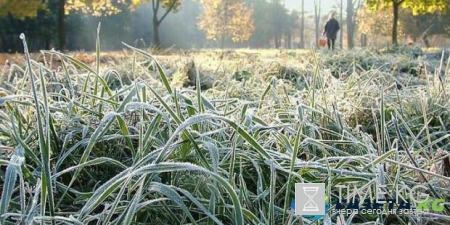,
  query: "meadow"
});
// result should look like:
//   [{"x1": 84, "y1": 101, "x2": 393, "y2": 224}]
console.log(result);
[{"x1": 1, "y1": 35, "x2": 450, "y2": 224}]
